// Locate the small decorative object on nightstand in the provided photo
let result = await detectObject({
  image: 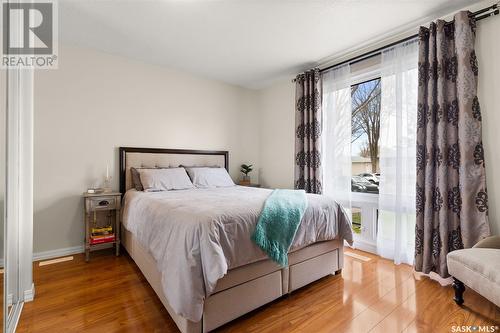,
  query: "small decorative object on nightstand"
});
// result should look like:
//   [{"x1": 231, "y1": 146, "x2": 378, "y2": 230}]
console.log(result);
[
  {"x1": 83, "y1": 192, "x2": 121, "y2": 262},
  {"x1": 239, "y1": 163, "x2": 253, "y2": 186},
  {"x1": 103, "y1": 164, "x2": 113, "y2": 193}
]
